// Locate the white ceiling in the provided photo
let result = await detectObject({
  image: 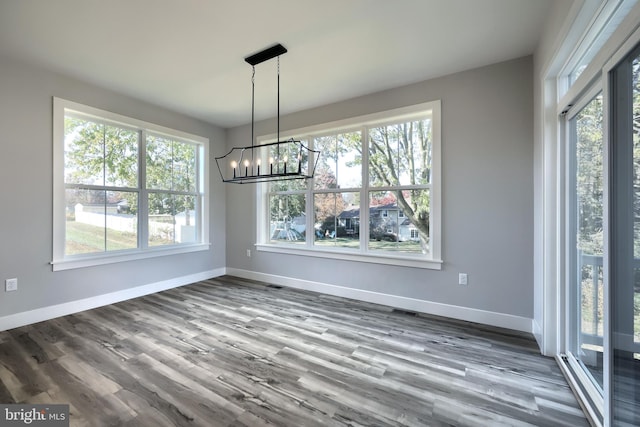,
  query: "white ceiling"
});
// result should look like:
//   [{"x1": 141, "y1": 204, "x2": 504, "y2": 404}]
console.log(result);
[{"x1": 0, "y1": 0, "x2": 558, "y2": 128}]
